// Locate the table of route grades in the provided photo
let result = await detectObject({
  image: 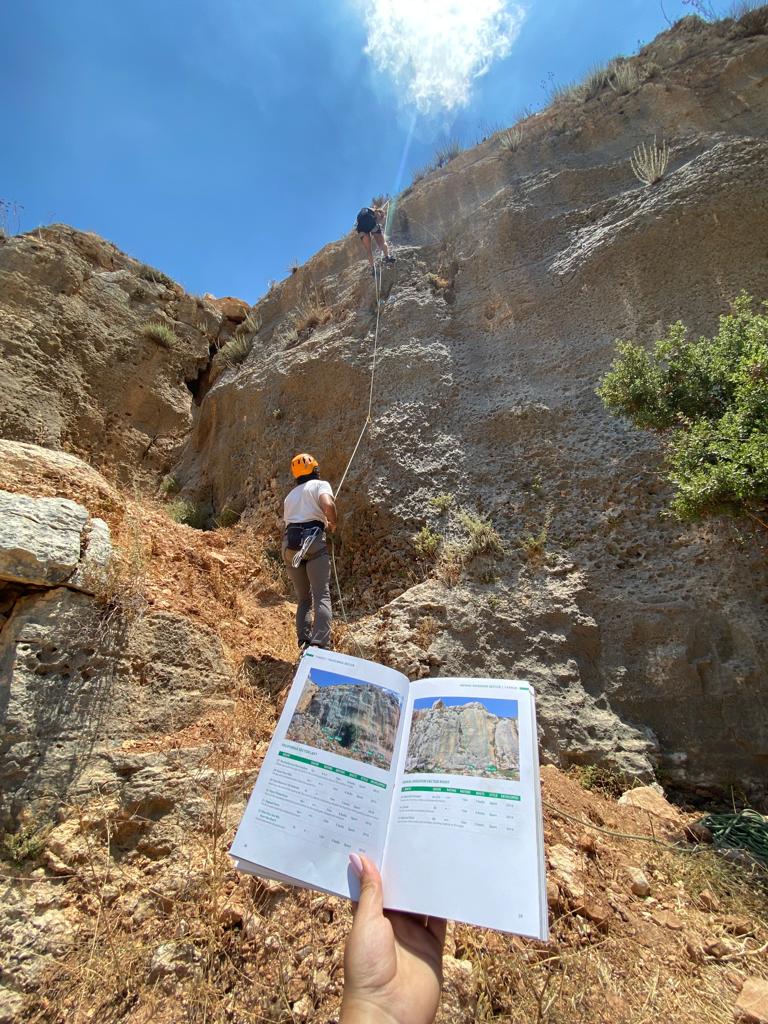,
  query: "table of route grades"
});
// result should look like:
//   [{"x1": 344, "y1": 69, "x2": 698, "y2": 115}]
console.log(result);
[
  {"x1": 255, "y1": 748, "x2": 388, "y2": 850},
  {"x1": 396, "y1": 782, "x2": 521, "y2": 836}
]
